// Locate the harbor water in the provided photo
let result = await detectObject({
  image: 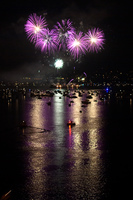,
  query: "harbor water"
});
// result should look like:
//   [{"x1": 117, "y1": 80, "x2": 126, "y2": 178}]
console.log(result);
[{"x1": 0, "y1": 88, "x2": 133, "y2": 199}]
